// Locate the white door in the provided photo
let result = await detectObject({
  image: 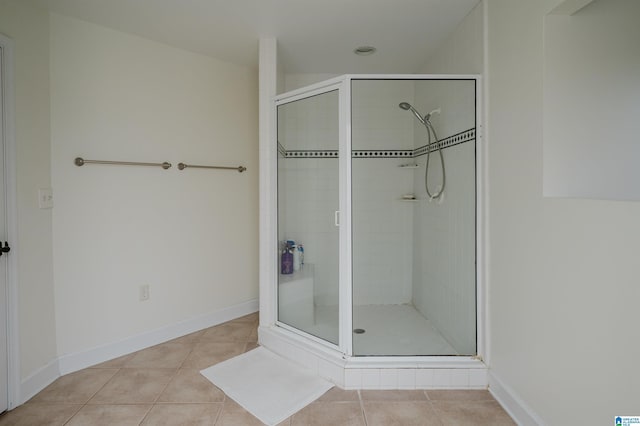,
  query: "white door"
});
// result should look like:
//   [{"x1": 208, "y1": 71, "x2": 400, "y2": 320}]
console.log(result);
[{"x1": 0, "y1": 43, "x2": 9, "y2": 413}]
